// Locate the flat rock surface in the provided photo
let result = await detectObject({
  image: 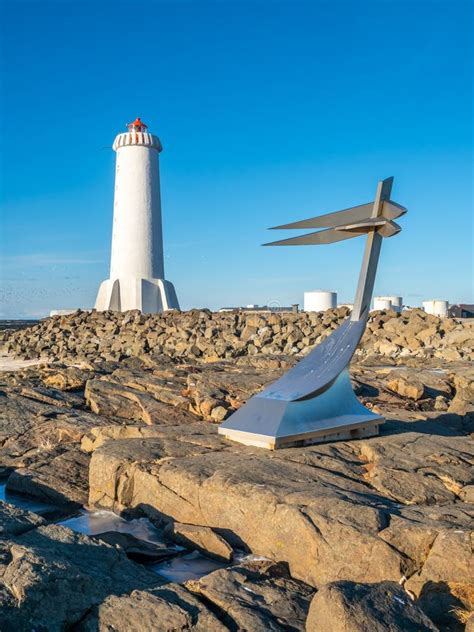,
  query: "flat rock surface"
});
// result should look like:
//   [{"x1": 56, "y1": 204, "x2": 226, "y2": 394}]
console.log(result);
[{"x1": 87, "y1": 426, "x2": 473, "y2": 599}]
